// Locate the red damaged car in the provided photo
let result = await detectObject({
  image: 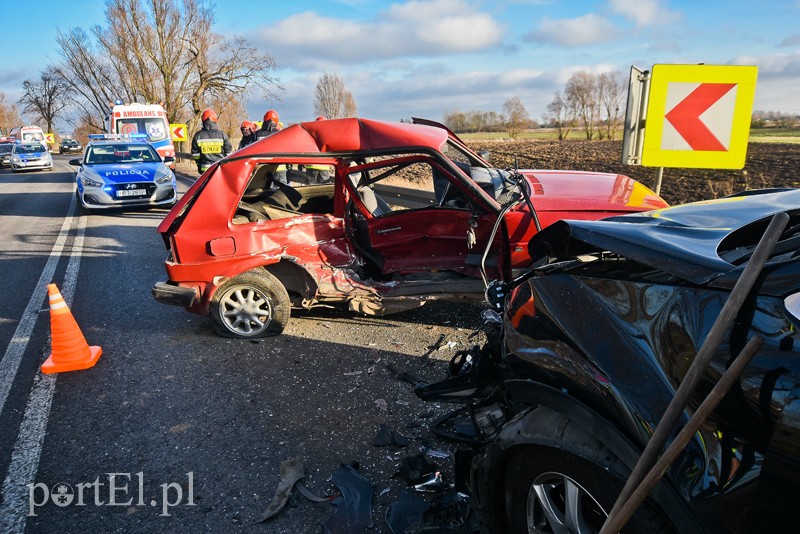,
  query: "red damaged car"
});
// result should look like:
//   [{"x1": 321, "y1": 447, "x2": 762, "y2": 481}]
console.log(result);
[{"x1": 153, "y1": 118, "x2": 666, "y2": 338}]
